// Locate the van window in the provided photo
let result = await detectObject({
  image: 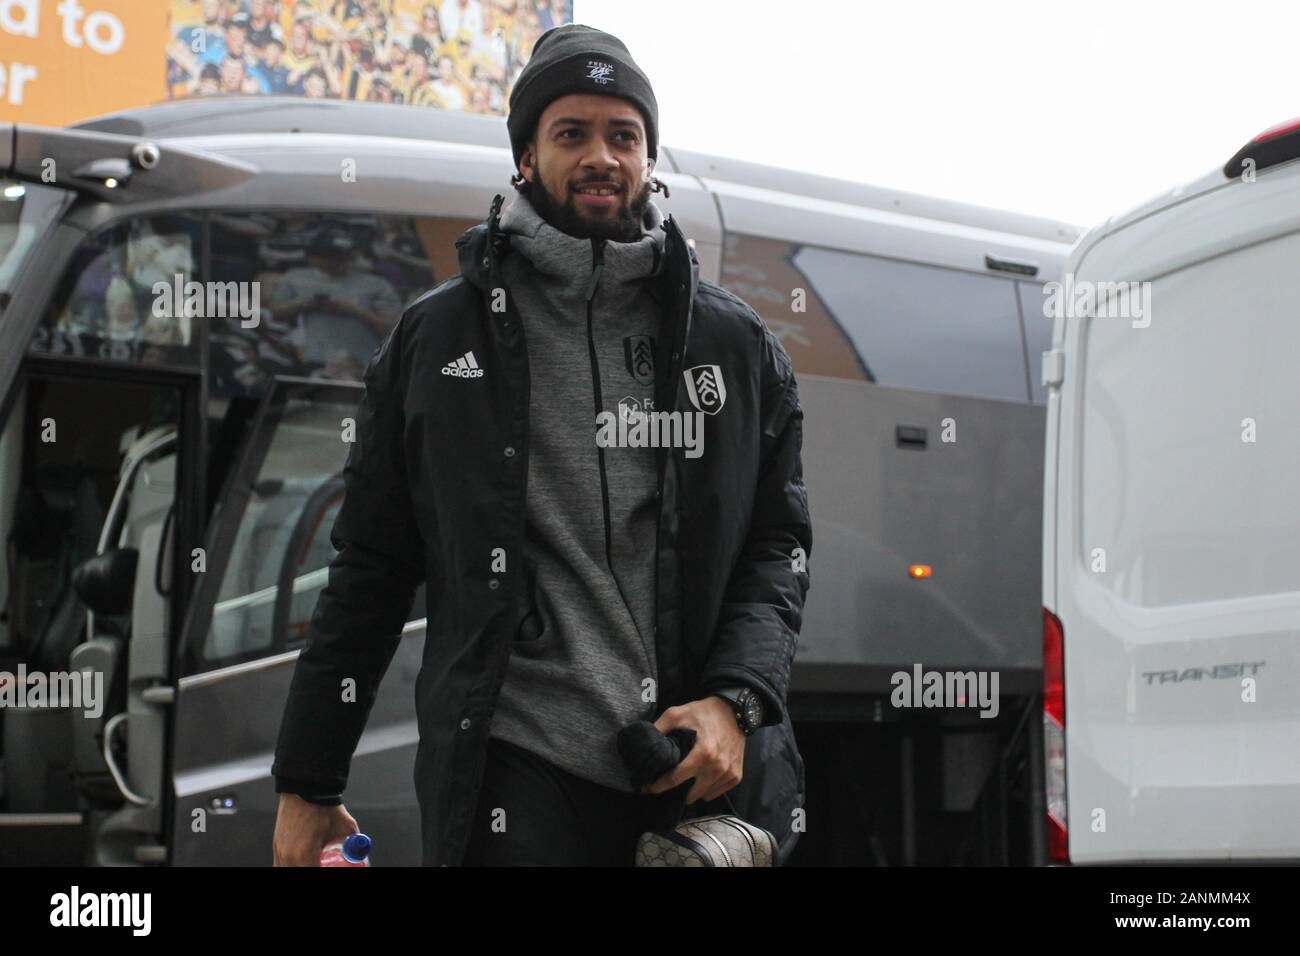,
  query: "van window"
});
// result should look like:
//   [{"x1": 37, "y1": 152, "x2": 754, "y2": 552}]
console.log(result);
[
  {"x1": 790, "y1": 245, "x2": 1030, "y2": 402},
  {"x1": 206, "y1": 211, "x2": 471, "y2": 396},
  {"x1": 721, "y1": 231, "x2": 1030, "y2": 401},
  {"x1": 1, "y1": 182, "x2": 68, "y2": 321},
  {"x1": 1080, "y1": 230, "x2": 1300, "y2": 606},
  {"x1": 719, "y1": 232, "x2": 868, "y2": 381},
  {"x1": 196, "y1": 381, "x2": 427, "y2": 670},
  {"x1": 28, "y1": 214, "x2": 203, "y2": 366},
  {"x1": 201, "y1": 388, "x2": 354, "y2": 664}
]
